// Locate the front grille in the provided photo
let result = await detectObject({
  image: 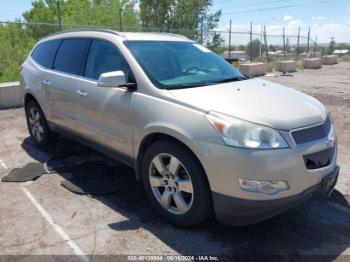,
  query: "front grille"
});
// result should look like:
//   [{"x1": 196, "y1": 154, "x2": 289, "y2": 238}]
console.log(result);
[
  {"x1": 291, "y1": 116, "x2": 332, "y2": 145},
  {"x1": 303, "y1": 147, "x2": 335, "y2": 170}
]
